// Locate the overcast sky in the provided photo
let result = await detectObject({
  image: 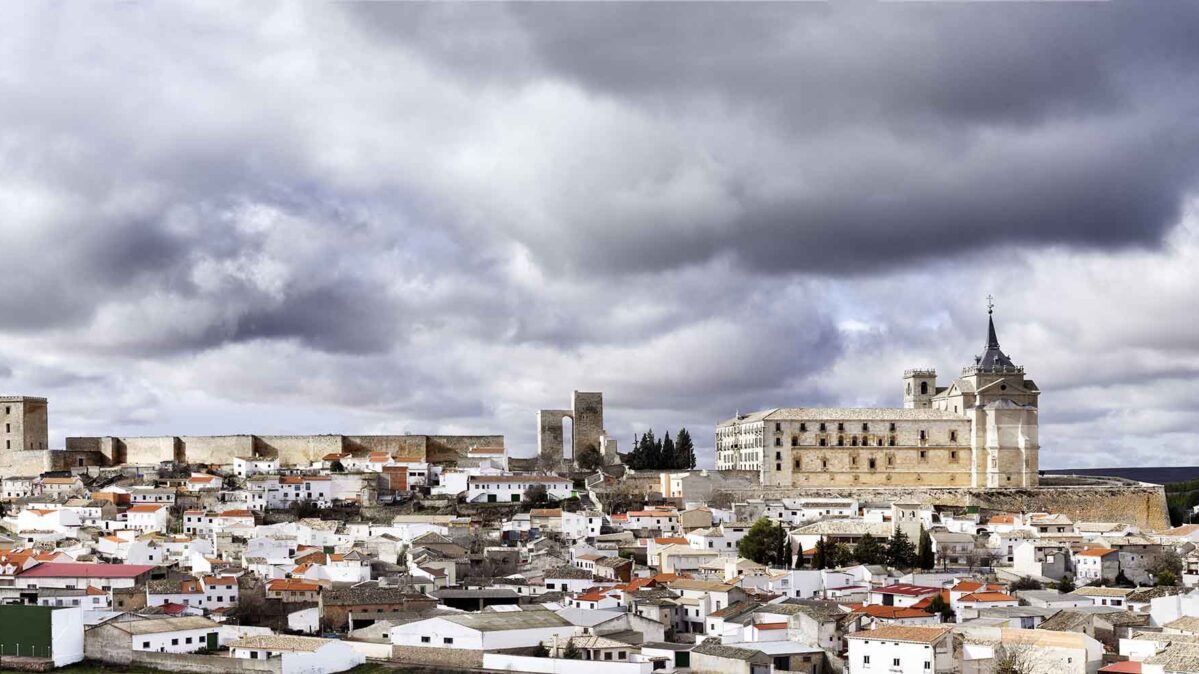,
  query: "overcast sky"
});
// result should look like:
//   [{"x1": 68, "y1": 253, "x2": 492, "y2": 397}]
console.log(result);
[{"x1": 3, "y1": 2, "x2": 1199, "y2": 468}]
